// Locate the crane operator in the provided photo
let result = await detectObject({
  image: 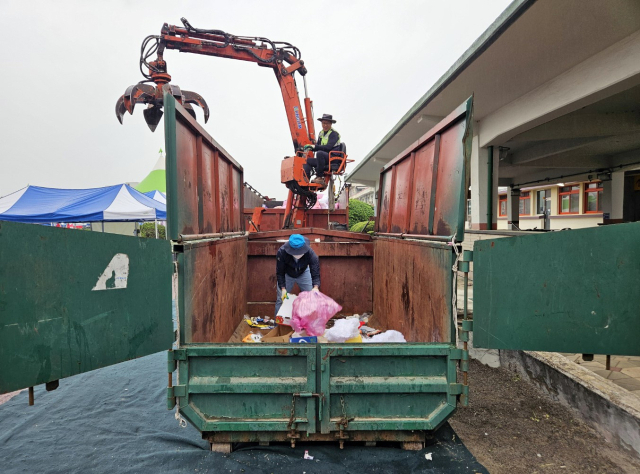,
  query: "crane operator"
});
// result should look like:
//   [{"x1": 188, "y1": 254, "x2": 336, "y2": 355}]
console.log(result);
[{"x1": 303, "y1": 114, "x2": 341, "y2": 184}]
